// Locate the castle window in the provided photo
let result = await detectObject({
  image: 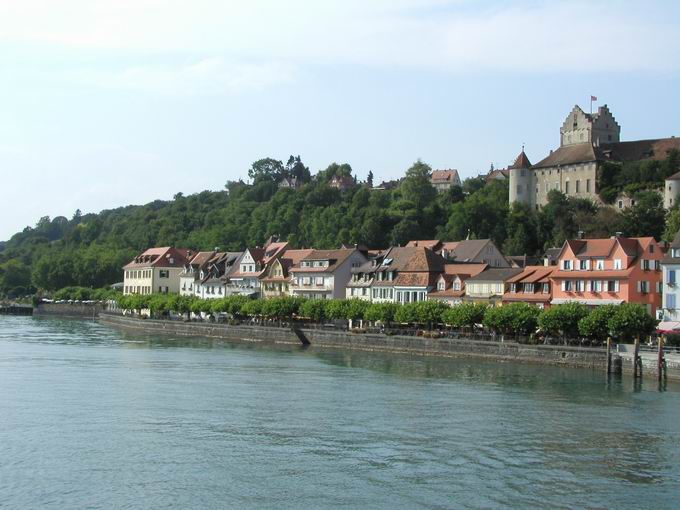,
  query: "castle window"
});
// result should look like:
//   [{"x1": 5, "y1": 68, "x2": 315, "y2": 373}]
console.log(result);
[
  {"x1": 575, "y1": 180, "x2": 580, "y2": 193},
  {"x1": 608, "y1": 135, "x2": 612, "y2": 141},
  {"x1": 520, "y1": 169, "x2": 526, "y2": 177},
  {"x1": 516, "y1": 185, "x2": 522, "y2": 195},
  {"x1": 618, "y1": 200, "x2": 623, "y2": 209},
  {"x1": 586, "y1": 179, "x2": 591, "y2": 192},
  {"x1": 565, "y1": 181, "x2": 570, "y2": 194}
]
